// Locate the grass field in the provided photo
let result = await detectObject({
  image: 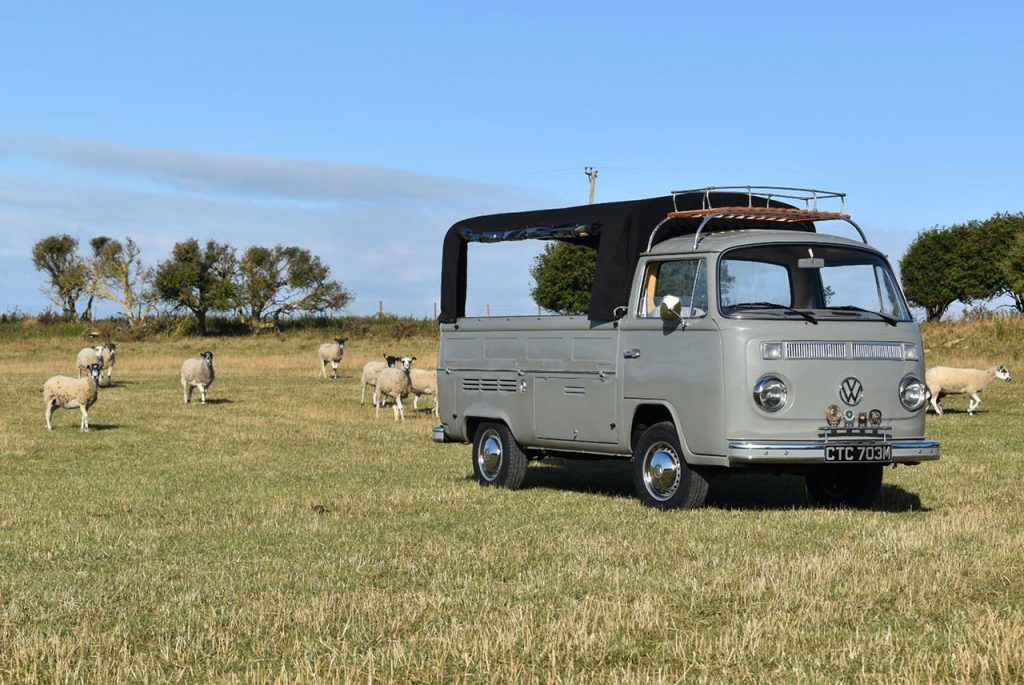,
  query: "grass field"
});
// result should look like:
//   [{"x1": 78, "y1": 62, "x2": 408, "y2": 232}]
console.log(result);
[{"x1": 1, "y1": 322, "x2": 1022, "y2": 682}]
